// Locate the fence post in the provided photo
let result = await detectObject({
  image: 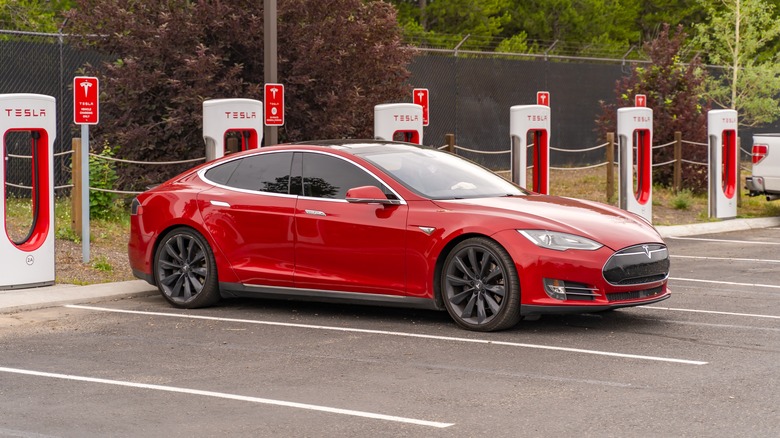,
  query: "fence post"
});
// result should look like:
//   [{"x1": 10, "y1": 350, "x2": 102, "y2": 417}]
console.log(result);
[
  {"x1": 674, "y1": 131, "x2": 682, "y2": 193},
  {"x1": 445, "y1": 133, "x2": 455, "y2": 153},
  {"x1": 606, "y1": 132, "x2": 615, "y2": 204},
  {"x1": 71, "y1": 138, "x2": 83, "y2": 237}
]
